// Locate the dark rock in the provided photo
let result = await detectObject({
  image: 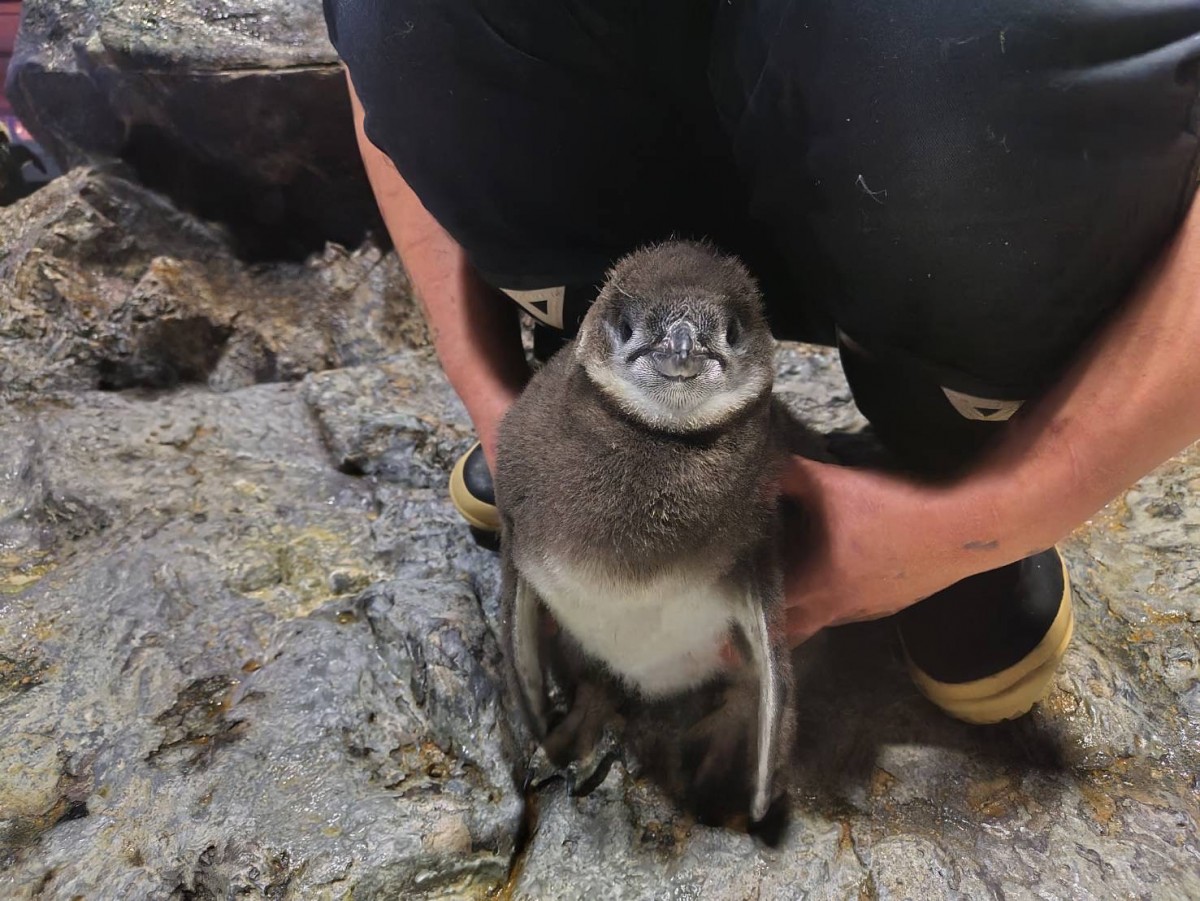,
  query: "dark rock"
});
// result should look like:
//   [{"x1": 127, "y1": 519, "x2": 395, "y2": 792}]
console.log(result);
[
  {"x1": 6, "y1": 0, "x2": 378, "y2": 258},
  {"x1": 0, "y1": 123, "x2": 47, "y2": 206}
]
